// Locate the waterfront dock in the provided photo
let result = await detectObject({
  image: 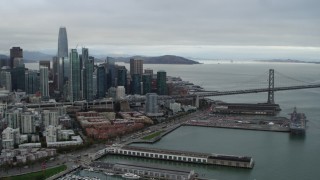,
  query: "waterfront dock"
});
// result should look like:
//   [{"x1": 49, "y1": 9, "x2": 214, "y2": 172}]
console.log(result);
[
  {"x1": 105, "y1": 144, "x2": 254, "y2": 169},
  {"x1": 90, "y1": 161, "x2": 198, "y2": 180}
]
